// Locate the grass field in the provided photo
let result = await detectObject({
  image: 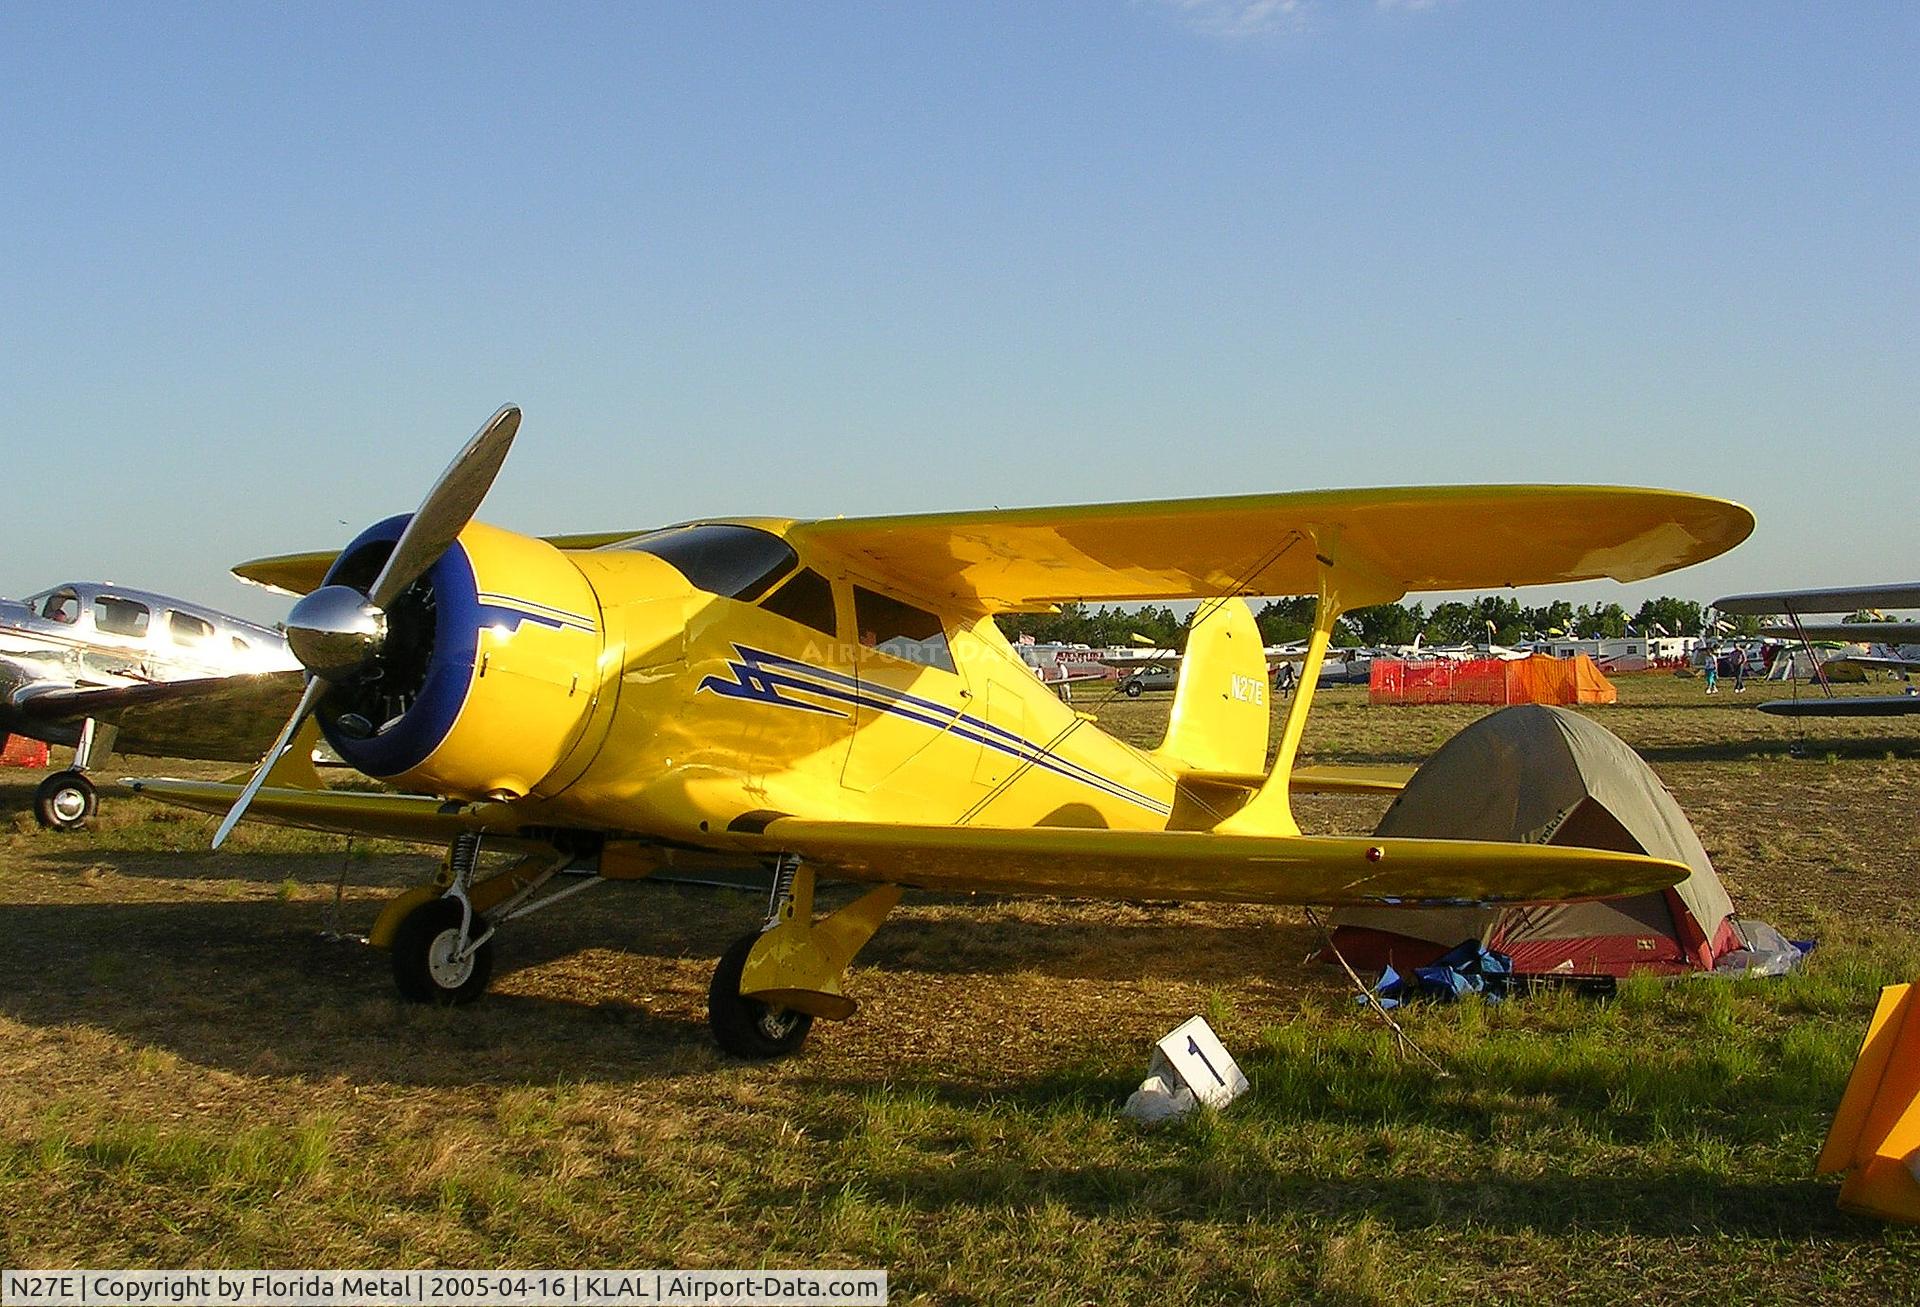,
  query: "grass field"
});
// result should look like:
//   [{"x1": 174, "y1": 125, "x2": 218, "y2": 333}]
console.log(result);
[{"x1": 3, "y1": 674, "x2": 1918, "y2": 1303}]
